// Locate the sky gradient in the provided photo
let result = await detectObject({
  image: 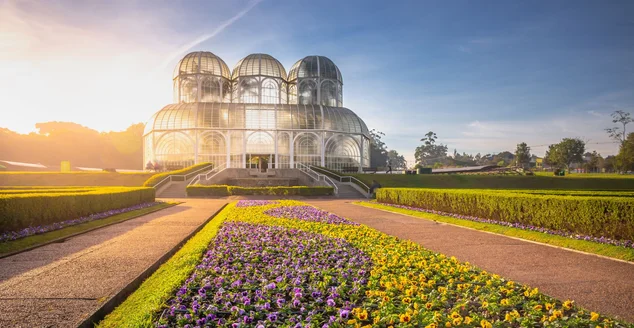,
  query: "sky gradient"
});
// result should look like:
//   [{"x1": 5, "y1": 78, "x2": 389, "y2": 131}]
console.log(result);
[{"x1": 1, "y1": 0, "x2": 633, "y2": 163}]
